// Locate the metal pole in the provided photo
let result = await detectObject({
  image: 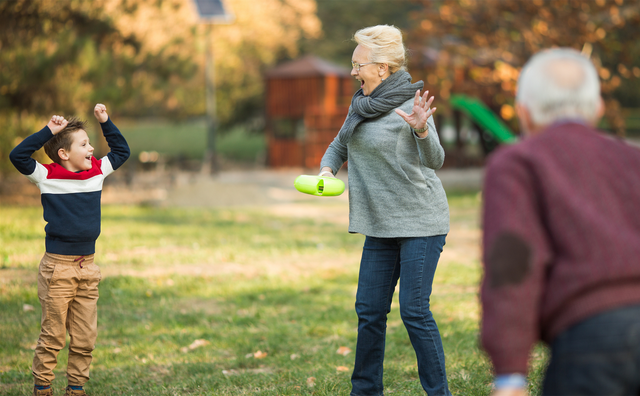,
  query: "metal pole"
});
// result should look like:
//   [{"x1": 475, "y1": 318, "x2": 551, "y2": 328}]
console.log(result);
[{"x1": 204, "y1": 24, "x2": 218, "y2": 174}]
